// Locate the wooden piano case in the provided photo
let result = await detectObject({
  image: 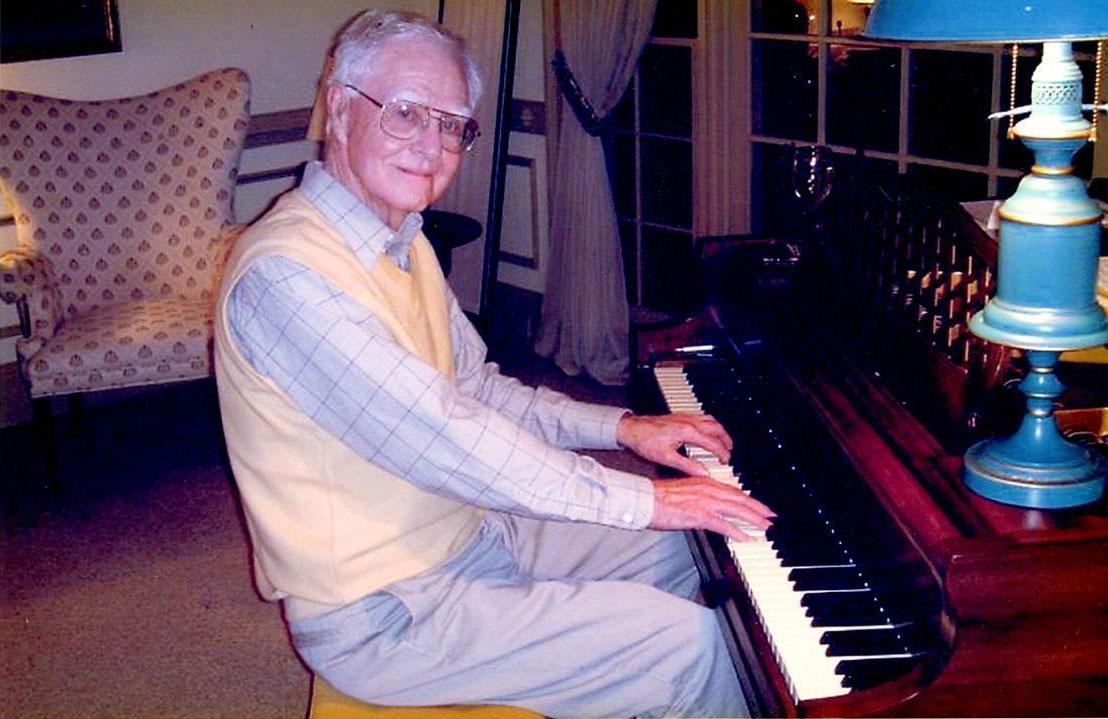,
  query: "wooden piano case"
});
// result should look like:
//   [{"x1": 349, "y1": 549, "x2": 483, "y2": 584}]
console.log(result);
[{"x1": 632, "y1": 157, "x2": 1108, "y2": 717}]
